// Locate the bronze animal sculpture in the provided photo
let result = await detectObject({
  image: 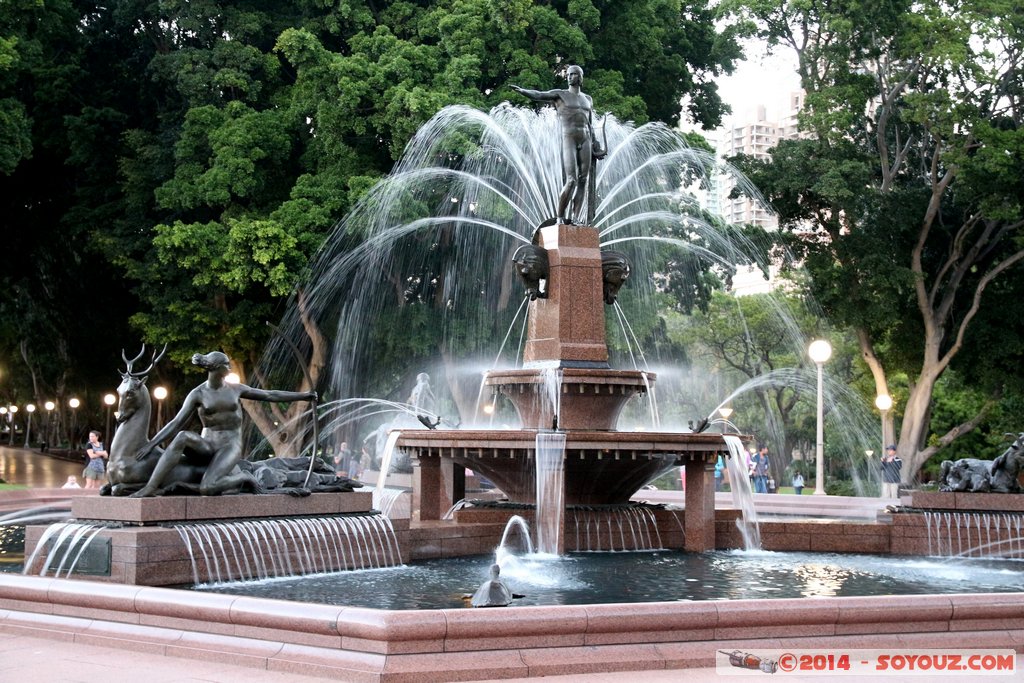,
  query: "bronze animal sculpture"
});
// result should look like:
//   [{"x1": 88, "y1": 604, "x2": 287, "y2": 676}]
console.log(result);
[
  {"x1": 471, "y1": 563, "x2": 513, "y2": 607},
  {"x1": 103, "y1": 346, "x2": 356, "y2": 497},
  {"x1": 512, "y1": 244, "x2": 549, "y2": 300},
  {"x1": 601, "y1": 250, "x2": 631, "y2": 305},
  {"x1": 989, "y1": 432, "x2": 1024, "y2": 493},
  {"x1": 102, "y1": 345, "x2": 204, "y2": 496},
  {"x1": 938, "y1": 433, "x2": 1024, "y2": 493},
  {"x1": 939, "y1": 458, "x2": 993, "y2": 493},
  {"x1": 240, "y1": 456, "x2": 360, "y2": 494}
]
